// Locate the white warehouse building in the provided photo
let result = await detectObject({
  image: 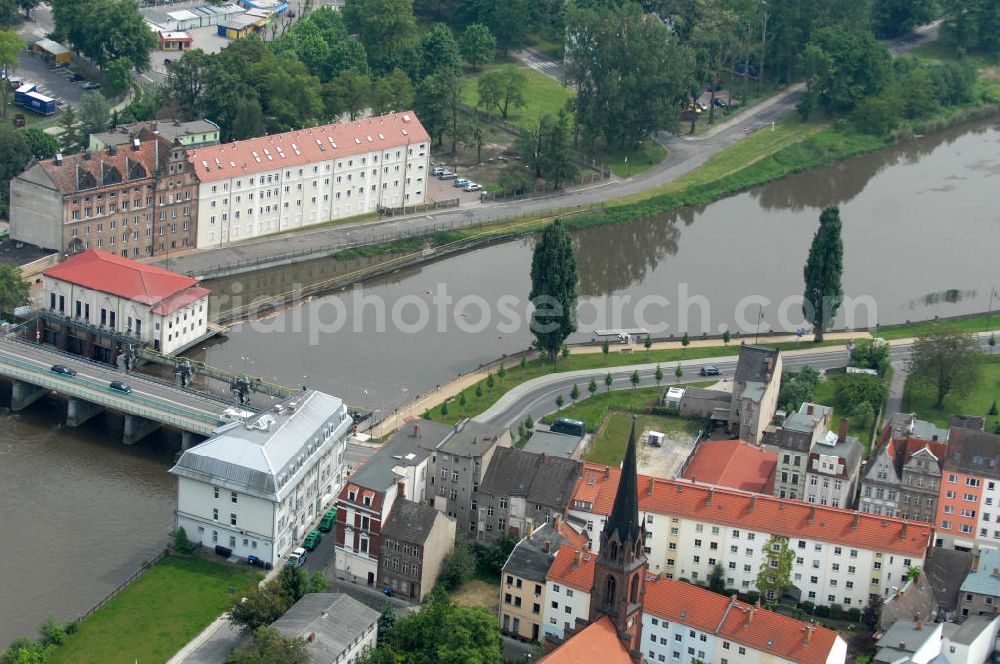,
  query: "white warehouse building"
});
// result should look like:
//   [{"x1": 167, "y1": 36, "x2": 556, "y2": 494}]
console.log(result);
[
  {"x1": 188, "y1": 112, "x2": 431, "y2": 248},
  {"x1": 170, "y1": 390, "x2": 351, "y2": 566}
]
